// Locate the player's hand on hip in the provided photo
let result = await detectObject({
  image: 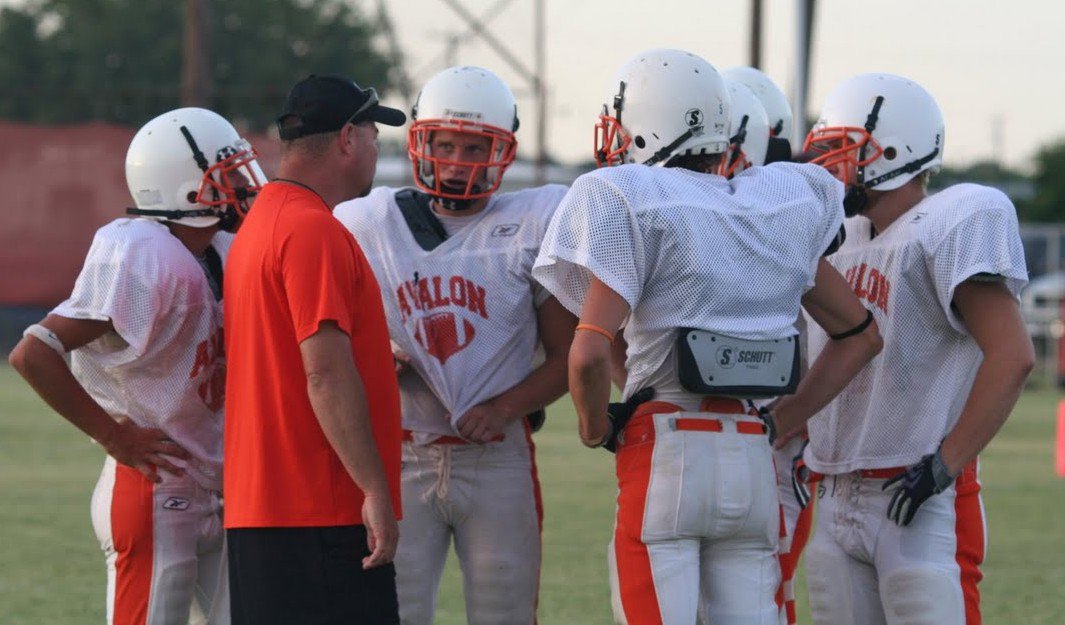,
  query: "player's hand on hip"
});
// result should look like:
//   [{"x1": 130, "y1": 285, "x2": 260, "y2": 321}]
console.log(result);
[
  {"x1": 392, "y1": 346, "x2": 412, "y2": 375},
  {"x1": 101, "y1": 416, "x2": 190, "y2": 484},
  {"x1": 601, "y1": 387, "x2": 656, "y2": 453},
  {"x1": 455, "y1": 403, "x2": 510, "y2": 443},
  {"x1": 883, "y1": 449, "x2": 955, "y2": 526},
  {"x1": 361, "y1": 493, "x2": 399, "y2": 569}
]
